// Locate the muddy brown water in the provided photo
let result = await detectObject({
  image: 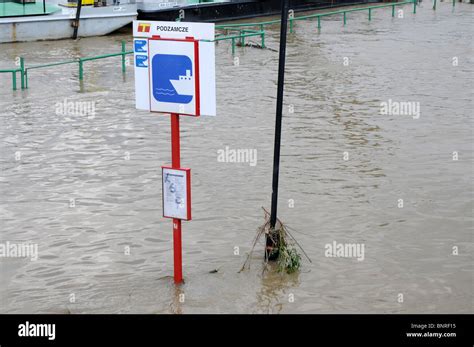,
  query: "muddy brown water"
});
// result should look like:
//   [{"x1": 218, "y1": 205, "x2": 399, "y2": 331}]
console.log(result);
[{"x1": 0, "y1": 3, "x2": 472, "y2": 313}]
